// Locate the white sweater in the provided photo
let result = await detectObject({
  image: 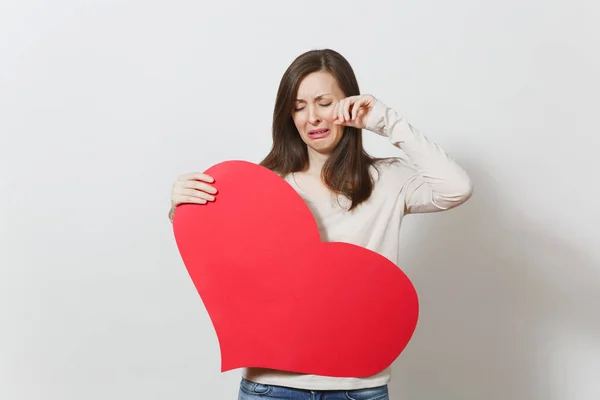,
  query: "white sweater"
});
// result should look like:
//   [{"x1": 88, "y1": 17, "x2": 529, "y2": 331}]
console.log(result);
[{"x1": 242, "y1": 99, "x2": 473, "y2": 390}]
